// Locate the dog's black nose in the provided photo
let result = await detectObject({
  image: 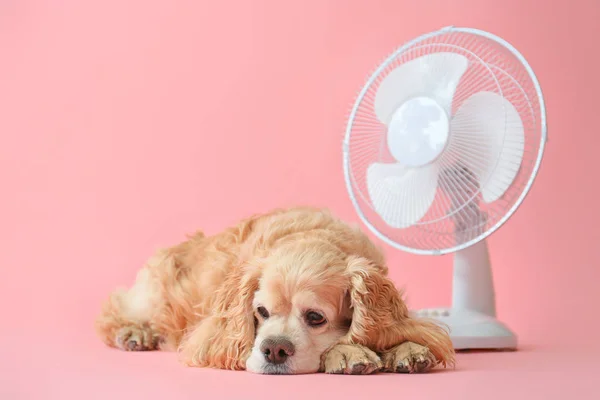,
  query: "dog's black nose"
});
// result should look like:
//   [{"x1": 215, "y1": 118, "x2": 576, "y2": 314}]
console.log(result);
[{"x1": 260, "y1": 337, "x2": 295, "y2": 365}]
